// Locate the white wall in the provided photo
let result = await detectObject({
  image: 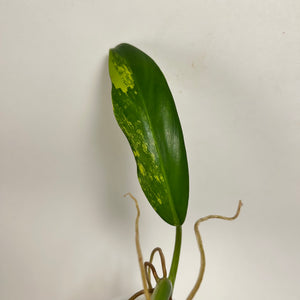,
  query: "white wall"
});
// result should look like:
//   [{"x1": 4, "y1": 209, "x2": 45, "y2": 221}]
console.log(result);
[{"x1": 0, "y1": 1, "x2": 299, "y2": 299}]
